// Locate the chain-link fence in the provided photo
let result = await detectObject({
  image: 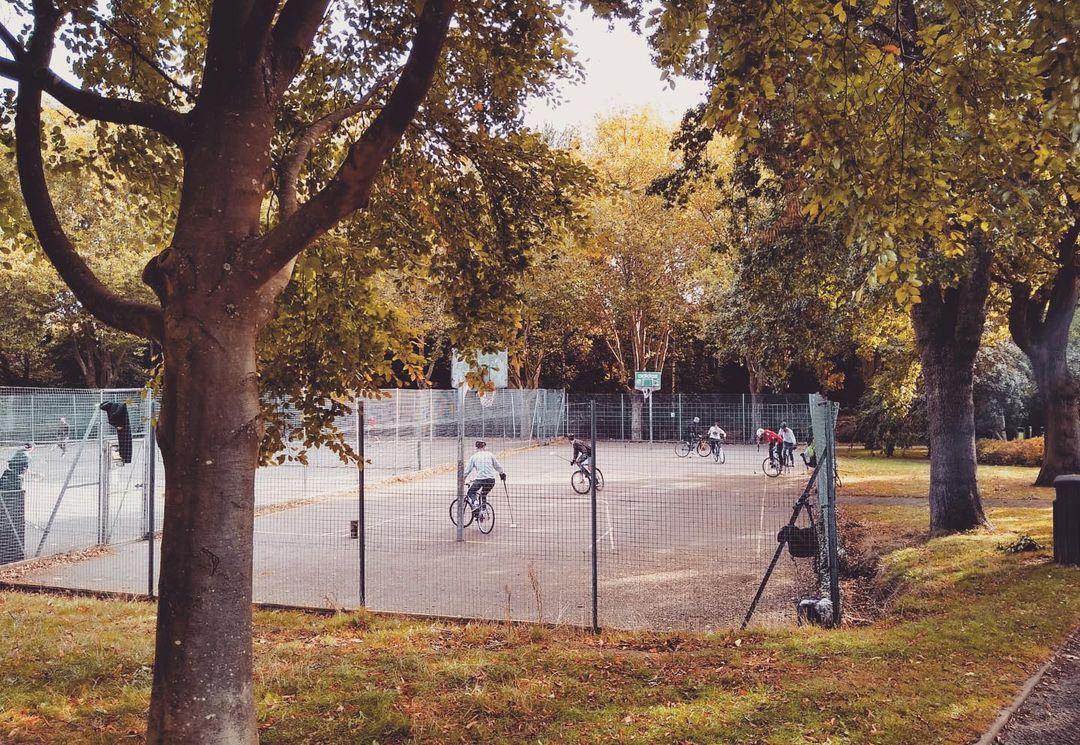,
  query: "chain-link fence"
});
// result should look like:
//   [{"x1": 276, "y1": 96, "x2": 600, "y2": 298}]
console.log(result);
[{"x1": 1, "y1": 388, "x2": 839, "y2": 630}]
